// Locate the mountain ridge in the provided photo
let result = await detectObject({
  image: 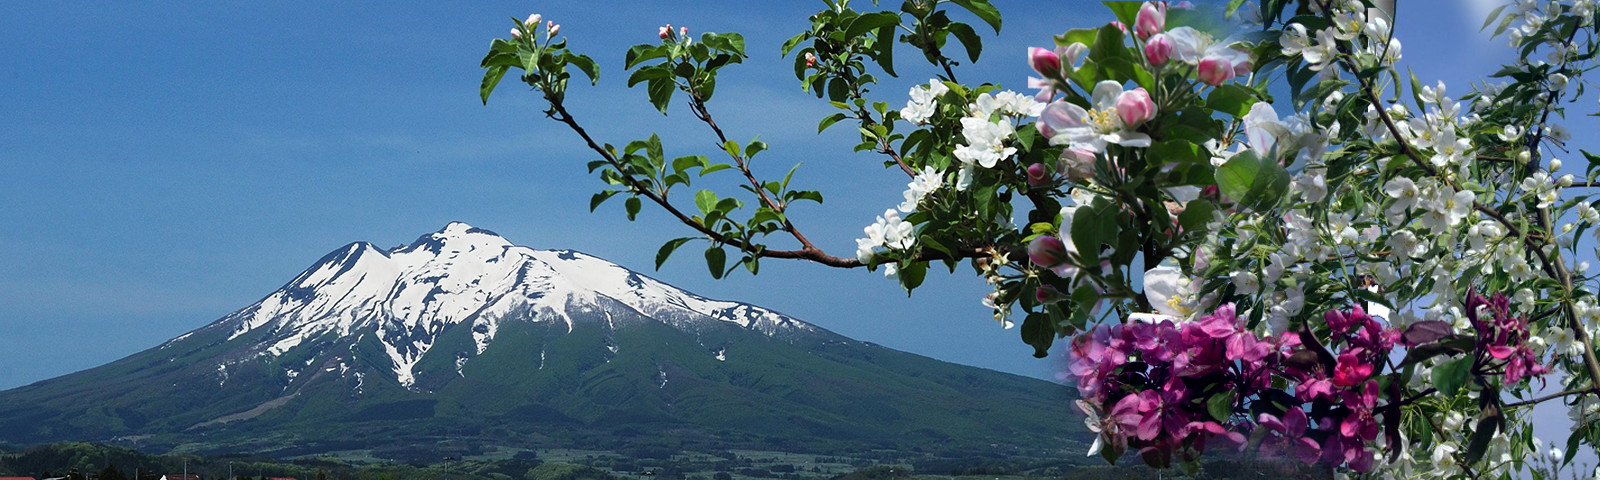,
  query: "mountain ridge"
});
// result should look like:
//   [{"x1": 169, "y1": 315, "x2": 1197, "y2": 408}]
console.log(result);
[{"x1": 0, "y1": 223, "x2": 1082, "y2": 459}]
